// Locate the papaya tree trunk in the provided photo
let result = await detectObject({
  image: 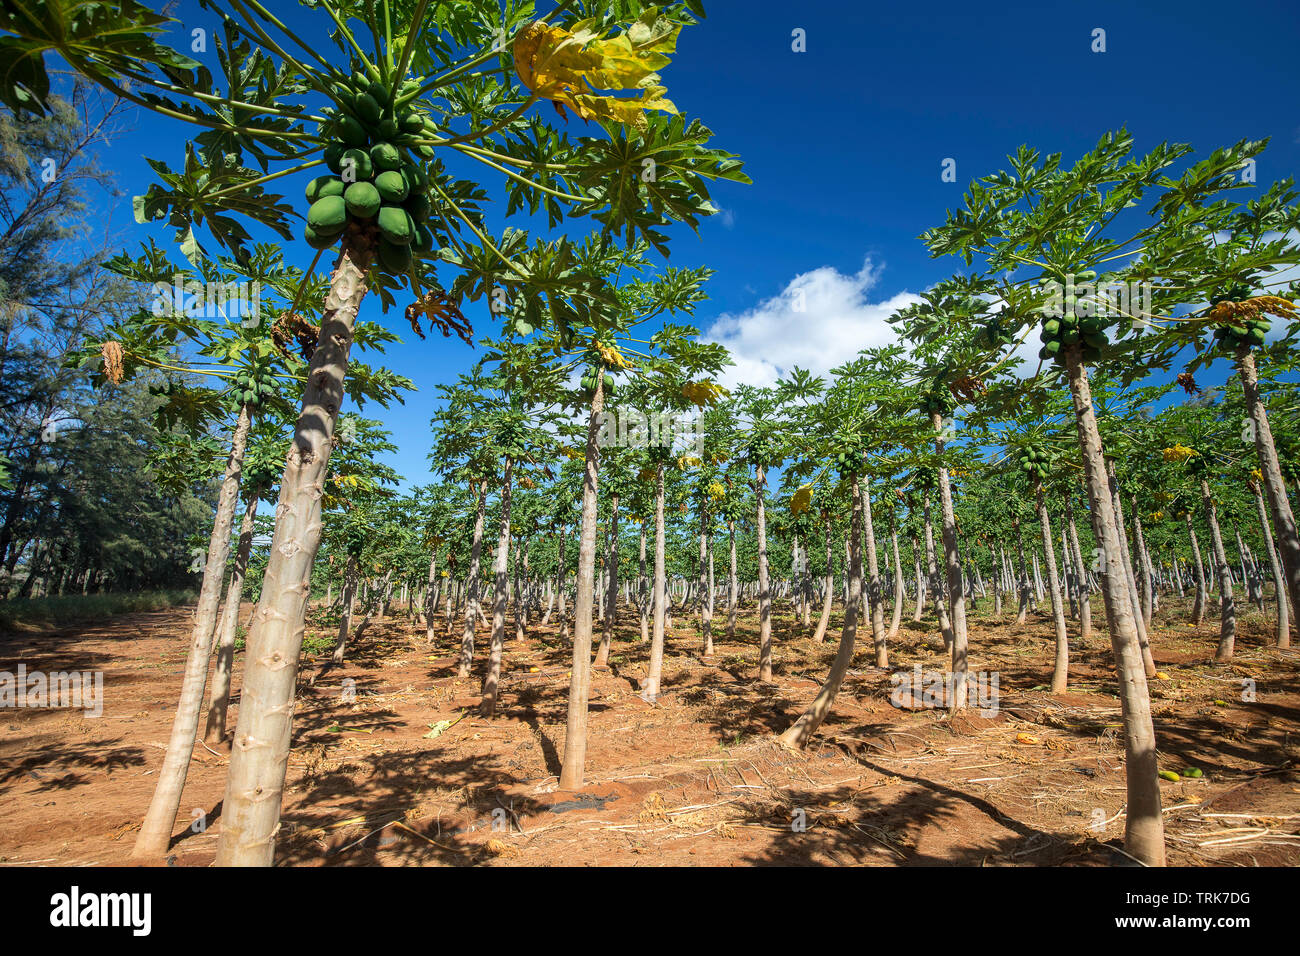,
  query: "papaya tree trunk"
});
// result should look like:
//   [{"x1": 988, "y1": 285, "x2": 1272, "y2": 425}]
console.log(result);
[
  {"x1": 931, "y1": 413, "x2": 966, "y2": 699},
  {"x1": 1064, "y1": 350, "x2": 1164, "y2": 867},
  {"x1": 923, "y1": 497, "x2": 953, "y2": 648},
  {"x1": 1107, "y1": 462, "x2": 1157, "y2": 678},
  {"x1": 1066, "y1": 495, "x2": 1092, "y2": 642},
  {"x1": 1251, "y1": 481, "x2": 1289, "y2": 647},
  {"x1": 638, "y1": 526, "x2": 648, "y2": 644},
  {"x1": 332, "y1": 553, "x2": 358, "y2": 665},
  {"x1": 482, "y1": 458, "x2": 516, "y2": 715},
  {"x1": 860, "y1": 475, "x2": 887, "y2": 667},
  {"x1": 1185, "y1": 512, "x2": 1207, "y2": 625},
  {"x1": 204, "y1": 492, "x2": 259, "y2": 745},
  {"x1": 1200, "y1": 478, "x2": 1236, "y2": 661},
  {"x1": 558, "y1": 382, "x2": 604, "y2": 789},
  {"x1": 644, "y1": 462, "x2": 668, "y2": 700},
  {"x1": 779, "y1": 474, "x2": 862, "y2": 748},
  {"x1": 888, "y1": 523, "x2": 905, "y2": 639},
  {"x1": 726, "y1": 521, "x2": 738, "y2": 642},
  {"x1": 459, "y1": 481, "x2": 486, "y2": 677},
  {"x1": 755, "y1": 465, "x2": 773, "y2": 681},
  {"x1": 699, "y1": 507, "x2": 713, "y2": 655},
  {"x1": 594, "y1": 487, "x2": 618, "y2": 667},
  {"x1": 215, "y1": 241, "x2": 372, "y2": 867},
  {"x1": 1036, "y1": 484, "x2": 1069, "y2": 694},
  {"x1": 813, "y1": 514, "x2": 835, "y2": 643},
  {"x1": 423, "y1": 549, "x2": 439, "y2": 644},
  {"x1": 133, "y1": 401, "x2": 251, "y2": 861},
  {"x1": 1238, "y1": 348, "x2": 1300, "y2": 622}
]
